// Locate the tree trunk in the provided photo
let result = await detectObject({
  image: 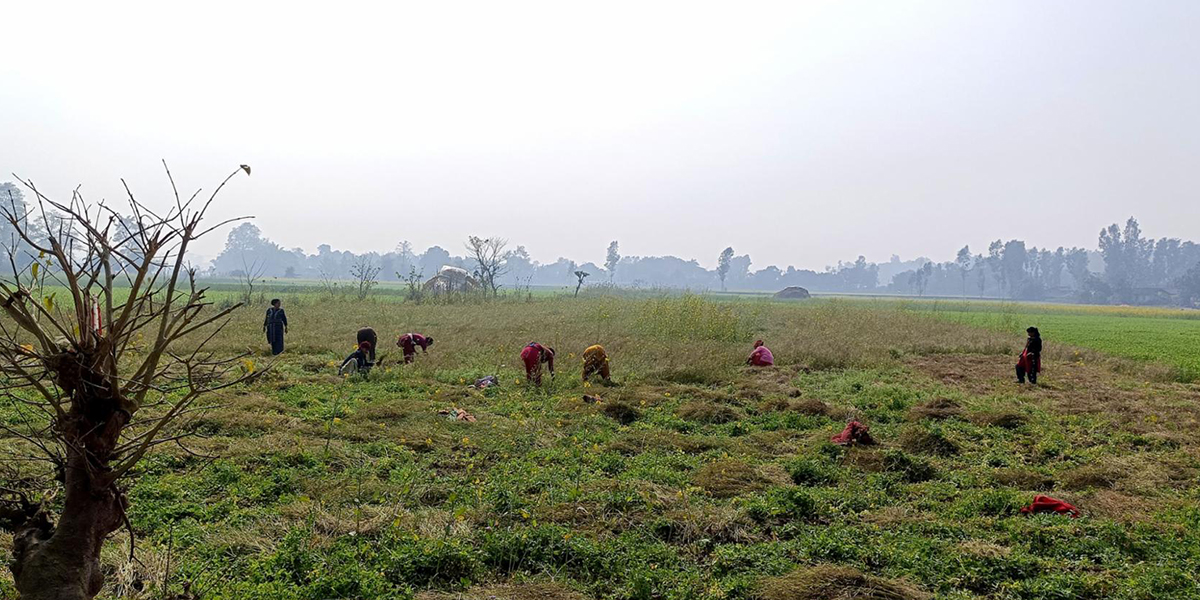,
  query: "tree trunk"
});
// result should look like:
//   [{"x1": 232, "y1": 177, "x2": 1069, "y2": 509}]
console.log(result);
[
  {"x1": 9, "y1": 348, "x2": 130, "y2": 600},
  {"x1": 10, "y1": 453, "x2": 126, "y2": 600}
]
